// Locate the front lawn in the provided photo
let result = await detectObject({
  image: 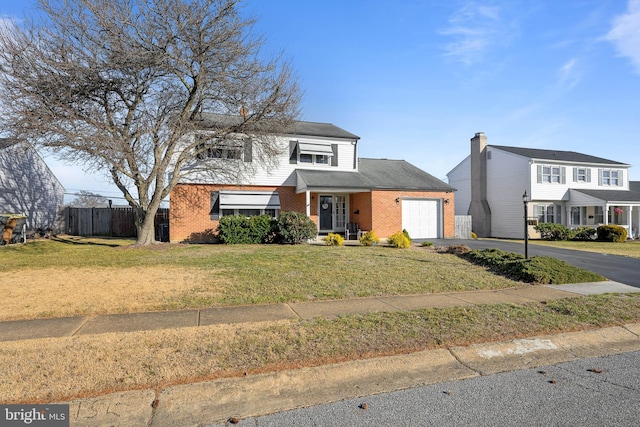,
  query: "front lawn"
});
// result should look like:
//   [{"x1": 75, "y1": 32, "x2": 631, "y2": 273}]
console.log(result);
[{"x1": 0, "y1": 236, "x2": 525, "y2": 321}]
